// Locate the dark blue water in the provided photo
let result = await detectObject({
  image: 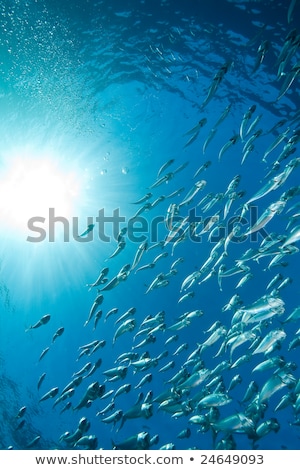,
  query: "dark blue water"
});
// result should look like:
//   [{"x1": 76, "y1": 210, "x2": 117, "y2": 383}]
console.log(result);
[{"x1": 0, "y1": 0, "x2": 300, "y2": 450}]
